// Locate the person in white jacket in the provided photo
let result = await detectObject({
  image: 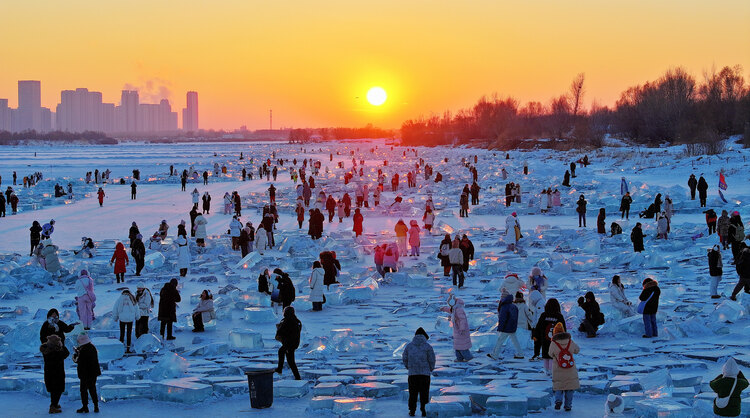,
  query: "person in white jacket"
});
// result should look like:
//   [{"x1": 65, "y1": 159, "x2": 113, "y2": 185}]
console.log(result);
[
  {"x1": 223, "y1": 192, "x2": 233, "y2": 215},
  {"x1": 191, "y1": 188, "x2": 200, "y2": 208},
  {"x1": 514, "y1": 292, "x2": 534, "y2": 331},
  {"x1": 175, "y1": 235, "x2": 190, "y2": 277},
  {"x1": 135, "y1": 282, "x2": 153, "y2": 338},
  {"x1": 505, "y1": 212, "x2": 520, "y2": 251},
  {"x1": 112, "y1": 289, "x2": 139, "y2": 352},
  {"x1": 528, "y1": 288, "x2": 546, "y2": 361},
  {"x1": 193, "y1": 214, "x2": 208, "y2": 247},
  {"x1": 501, "y1": 273, "x2": 524, "y2": 296},
  {"x1": 192, "y1": 289, "x2": 215, "y2": 332},
  {"x1": 309, "y1": 261, "x2": 325, "y2": 311},
  {"x1": 255, "y1": 225, "x2": 269, "y2": 254},
  {"x1": 229, "y1": 216, "x2": 242, "y2": 250},
  {"x1": 608, "y1": 275, "x2": 635, "y2": 317}
]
